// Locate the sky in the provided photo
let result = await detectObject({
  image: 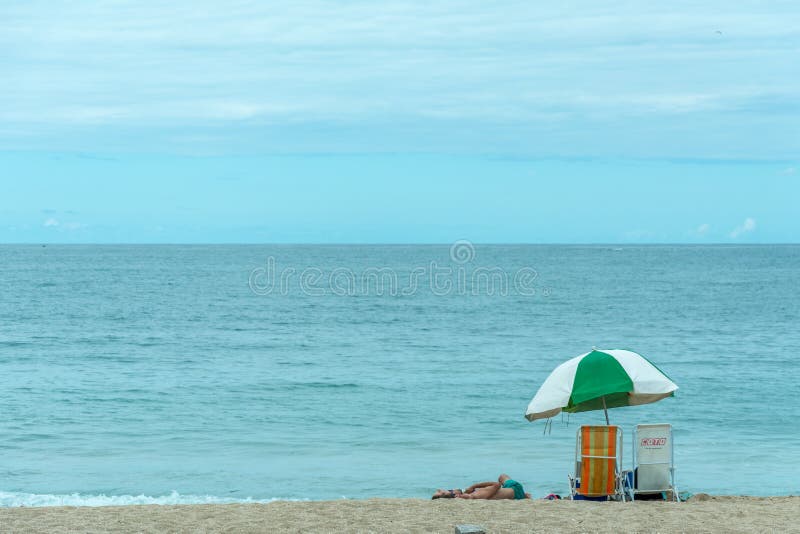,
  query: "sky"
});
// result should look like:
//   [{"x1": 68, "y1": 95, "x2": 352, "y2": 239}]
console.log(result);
[{"x1": 1, "y1": 1, "x2": 798, "y2": 243}]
